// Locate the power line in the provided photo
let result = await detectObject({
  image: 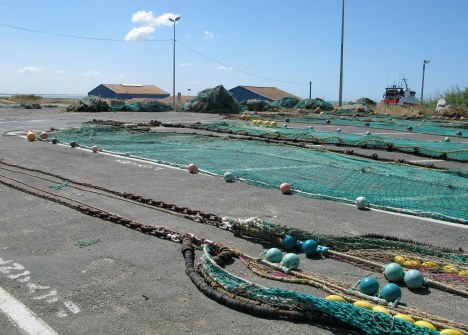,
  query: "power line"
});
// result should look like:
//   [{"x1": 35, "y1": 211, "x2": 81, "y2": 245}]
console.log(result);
[
  {"x1": 177, "y1": 40, "x2": 308, "y2": 85},
  {"x1": 1, "y1": 22, "x2": 308, "y2": 86},
  {"x1": 0, "y1": 23, "x2": 169, "y2": 42}
]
